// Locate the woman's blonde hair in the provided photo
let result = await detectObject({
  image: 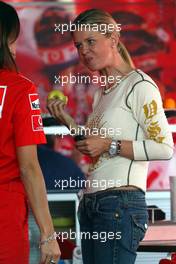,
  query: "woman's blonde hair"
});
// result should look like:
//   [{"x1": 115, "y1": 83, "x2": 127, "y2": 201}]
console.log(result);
[{"x1": 72, "y1": 9, "x2": 134, "y2": 67}]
